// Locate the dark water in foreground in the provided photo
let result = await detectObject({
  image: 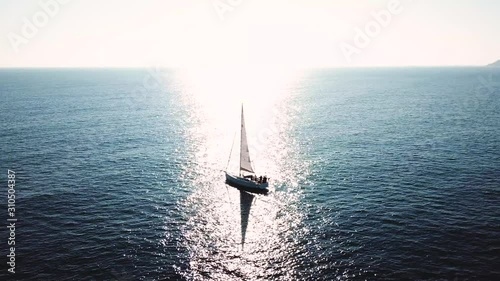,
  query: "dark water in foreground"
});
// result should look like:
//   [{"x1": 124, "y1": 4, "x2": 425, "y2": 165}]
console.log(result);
[{"x1": 0, "y1": 67, "x2": 499, "y2": 280}]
